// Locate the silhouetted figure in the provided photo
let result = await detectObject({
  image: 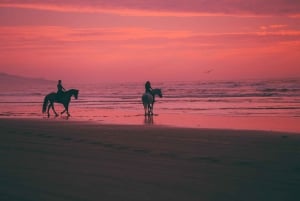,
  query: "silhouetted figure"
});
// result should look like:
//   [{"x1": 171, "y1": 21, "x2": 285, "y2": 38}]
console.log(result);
[
  {"x1": 43, "y1": 89, "x2": 79, "y2": 117},
  {"x1": 56, "y1": 80, "x2": 66, "y2": 99},
  {"x1": 142, "y1": 81, "x2": 163, "y2": 116},
  {"x1": 145, "y1": 81, "x2": 155, "y2": 102},
  {"x1": 145, "y1": 81, "x2": 152, "y2": 93}
]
